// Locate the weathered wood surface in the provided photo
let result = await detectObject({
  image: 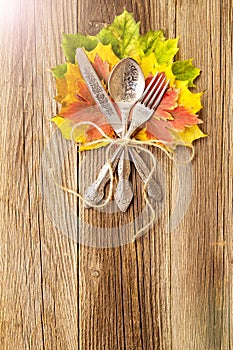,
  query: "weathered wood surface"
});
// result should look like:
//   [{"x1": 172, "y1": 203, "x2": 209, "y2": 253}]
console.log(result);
[{"x1": 0, "y1": 0, "x2": 232, "y2": 349}]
